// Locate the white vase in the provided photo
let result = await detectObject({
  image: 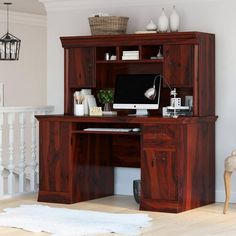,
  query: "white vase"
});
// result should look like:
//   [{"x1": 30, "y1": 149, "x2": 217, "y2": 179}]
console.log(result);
[
  {"x1": 158, "y1": 8, "x2": 169, "y2": 32},
  {"x1": 170, "y1": 5, "x2": 180, "y2": 32},
  {"x1": 146, "y1": 20, "x2": 157, "y2": 31}
]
